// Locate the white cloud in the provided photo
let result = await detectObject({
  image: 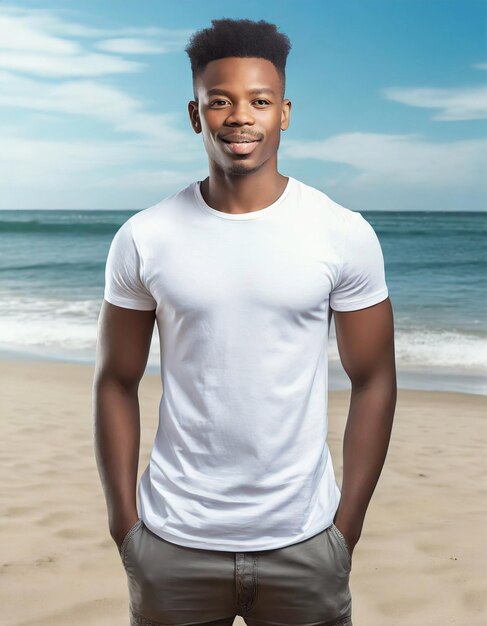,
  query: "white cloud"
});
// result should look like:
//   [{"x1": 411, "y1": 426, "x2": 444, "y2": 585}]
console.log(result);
[
  {"x1": 0, "y1": 5, "x2": 191, "y2": 78},
  {"x1": 95, "y1": 37, "x2": 180, "y2": 54},
  {"x1": 0, "y1": 70, "x2": 193, "y2": 145},
  {"x1": 93, "y1": 168, "x2": 209, "y2": 189},
  {"x1": 0, "y1": 5, "x2": 192, "y2": 49},
  {"x1": 0, "y1": 129, "x2": 207, "y2": 209},
  {"x1": 0, "y1": 6, "x2": 195, "y2": 142},
  {"x1": 382, "y1": 85, "x2": 487, "y2": 121},
  {"x1": 281, "y1": 132, "x2": 487, "y2": 187},
  {"x1": 0, "y1": 51, "x2": 144, "y2": 77},
  {"x1": 94, "y1": 38, "x2": 168, "y2": 55},
  {"x1": 0, "y1": 132, "x2": 201, "y2": 182},
  {"x1": 0, "y1": 13, "x2": 79, "y2": 53},
  {"x1": 0, "y1": 6, "x2": 204, "y2": 209}
]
